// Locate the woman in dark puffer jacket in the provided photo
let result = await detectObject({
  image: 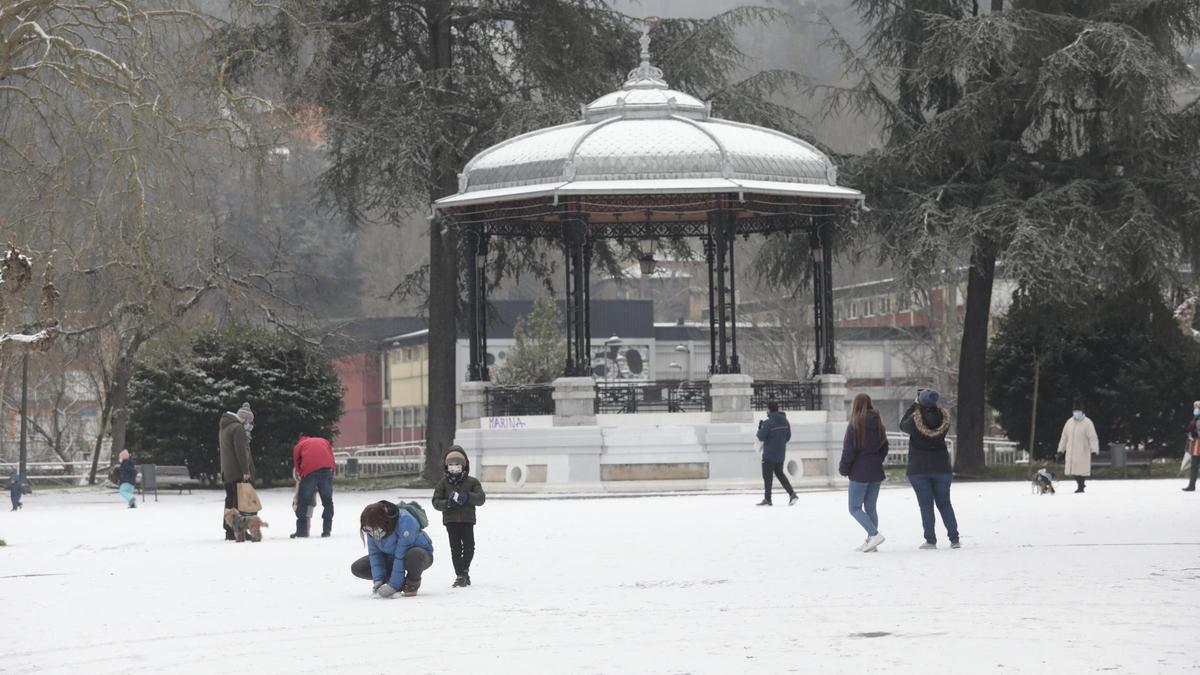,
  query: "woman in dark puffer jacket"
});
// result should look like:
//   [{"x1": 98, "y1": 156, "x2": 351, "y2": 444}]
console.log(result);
[
  {"x1": 839, "y1": 394, "x2": 890, "y2": 552},
  {"x1": 900, "y1": 388, "x2": 960, "y2": 549}
]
